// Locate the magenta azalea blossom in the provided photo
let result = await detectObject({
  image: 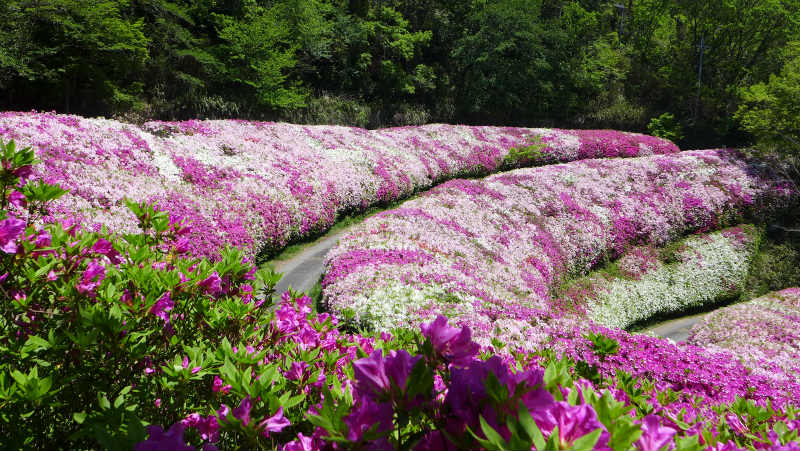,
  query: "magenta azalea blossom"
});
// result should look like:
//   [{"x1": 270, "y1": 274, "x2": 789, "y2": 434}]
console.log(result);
[
  {"x1": 8, "y1": 190, "x2": 26, "y2": 208},
  {"x1": 383, "y1": 349, "x2": 421, "y2": 393},
  {"x1": 231, "y1": 396, "x2": 252, "y2": 426},
  {"x1": 198, "y1": 271, "x2": 223, "y2": 296},
  {"x1": 219, "y1": 396, "x2": 252, "y2": 426},
  {"x1": 0, "y1": 216, "x2": 26, "y2": 254},
  {"x1": 149, "y1": 291, "x2": 174, "y2": 322},
  {"x1": 420, "y1": 315, "x2": 479, "y2": 366},
  {"x1": 259, "y1": 406, "x2": 291, "y2": 437},
  {"x1": 183, "y1": 413, "x2": 220, "y2": 443},
  {"x1": 173, "y1": 237, "x2": 191, "y2": 254},
  {"x1": 76, "y1": 260, "x2": 106, "y2": 296},
  {"x1": 12, "y1": 164, "x2": 33, "y2": 180},
  {"x1": 344, "y1": 395, "x2": 393, "y2": 443},
  {"x1": 135, "y1": 423, "x2": 194, "y2": 451},
  {"x1": 91, "y1": 238, "x2": 122, "y2": 264},
  {"x1": 285, "y1": 361, "x2": 309, "y2": 381},
  {"x1": 353, "y1": 350, "x2": 391, "y2": 396},
  {"x1": 536, "y1": 401, "x2": 610, "y2": 450},
  {"x1": 636, "y1": 414, "x2": 676, "y2": 451},
  {"x1": 353, "y1": 349, "x2": 421, "y2": 399},
  {"x1": 282, "y1": 431, "x2": 326, "y2": 451}
]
